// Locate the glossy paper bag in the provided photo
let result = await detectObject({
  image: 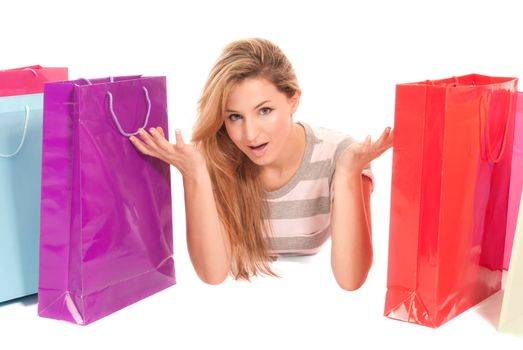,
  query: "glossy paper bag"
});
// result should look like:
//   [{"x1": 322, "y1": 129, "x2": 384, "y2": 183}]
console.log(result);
[
  {"x1": 0, "y1": 65, "x2": 67, "y2": 303},
  {"x1": 38, "y1": 76, "x2": 175, "y2": 325},
  {"x1": 504, "y1": 92, "x2": 523, "y2": 269},
  {"x1": 0, "y1": 94, "x2": 44, "y2": 303},
  {"x1": 385, "y1": 74, "x2": 517, "y2": 328},
  {"x1": 0, "y1": 65, "x2": 68, "y2": 97}
]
